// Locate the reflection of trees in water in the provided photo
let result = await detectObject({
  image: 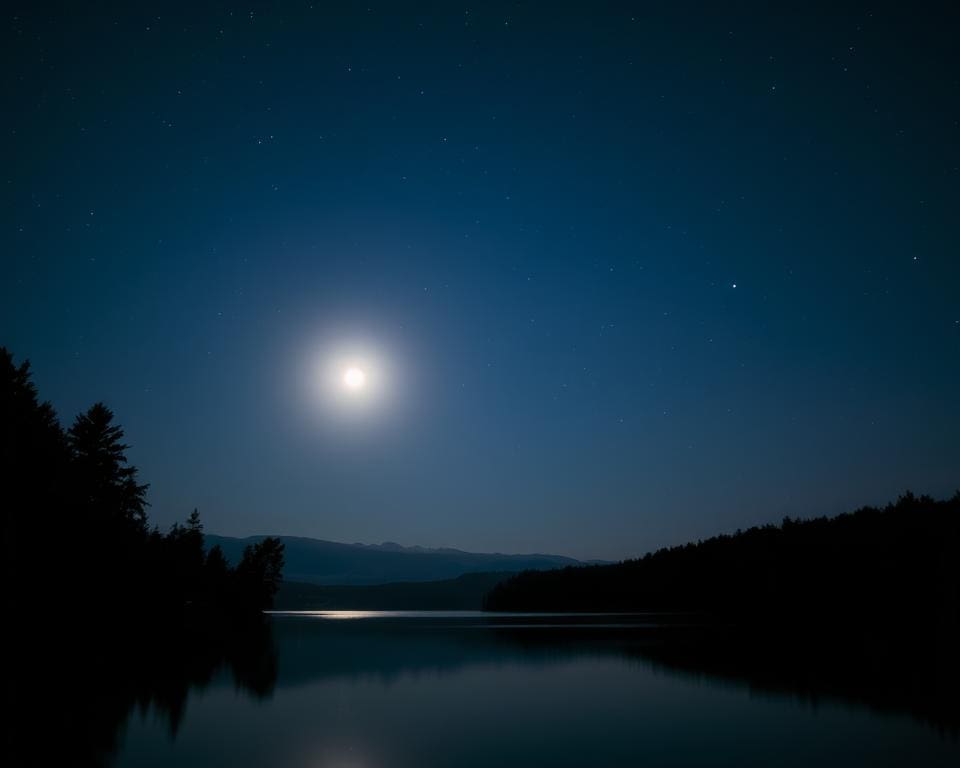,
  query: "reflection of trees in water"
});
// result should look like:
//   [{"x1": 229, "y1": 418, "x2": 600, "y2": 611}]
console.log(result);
[
  {"x1": 509, "y1": 623, "x2": 959, "y2": 736},
  {"x1": 8, "y1": 618, "x2": 278, "y2": 767},
  {"x1": 270, "y1": 616, "x2": 960, "y2": 737},
  {"x1": 9, "y1": 615, "x2": 957, "y2": 766},
  {"x1": 624, "y1": 625, "x2": 960, "y2": 739}
]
